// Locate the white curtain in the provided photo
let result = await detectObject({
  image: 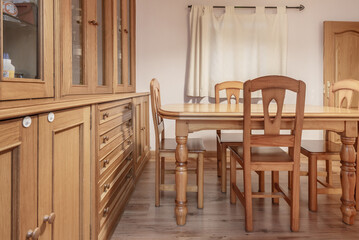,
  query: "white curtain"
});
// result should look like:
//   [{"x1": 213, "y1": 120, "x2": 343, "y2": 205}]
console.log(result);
[{"x1": 187, "y1": 6, "x2": 288, "y2": 98}]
